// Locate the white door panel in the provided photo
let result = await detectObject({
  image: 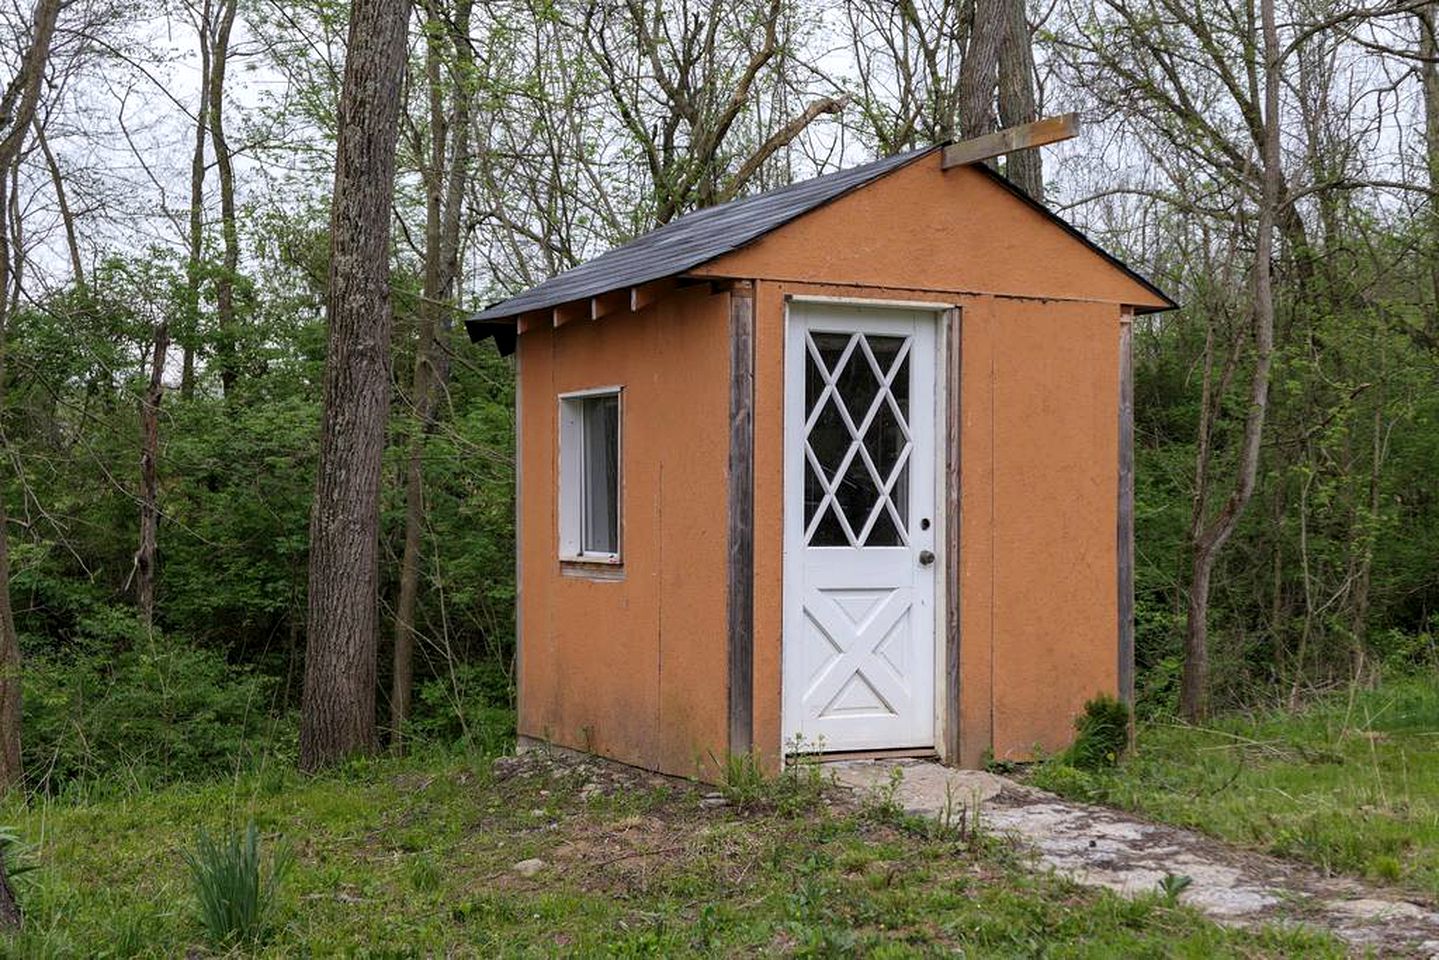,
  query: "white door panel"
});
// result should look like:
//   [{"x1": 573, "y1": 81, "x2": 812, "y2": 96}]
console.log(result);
[{"x1": 783, "y1": 303, "x2": 937, "y2": 753}]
